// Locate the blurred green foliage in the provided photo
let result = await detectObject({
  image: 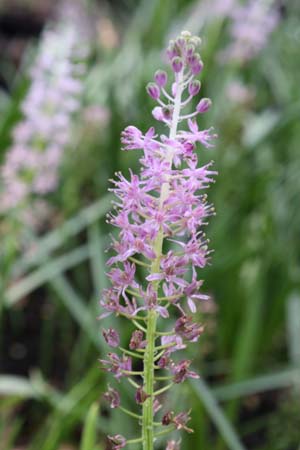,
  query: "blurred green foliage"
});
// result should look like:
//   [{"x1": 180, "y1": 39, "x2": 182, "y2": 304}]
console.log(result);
[{"x1": 1, "y1": 0, "x2": 300, "y2": 449}]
